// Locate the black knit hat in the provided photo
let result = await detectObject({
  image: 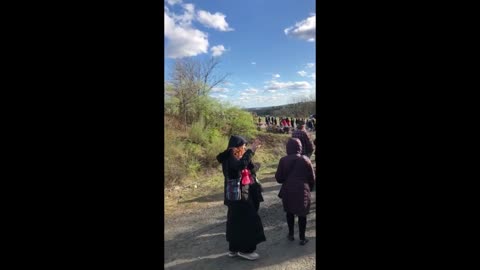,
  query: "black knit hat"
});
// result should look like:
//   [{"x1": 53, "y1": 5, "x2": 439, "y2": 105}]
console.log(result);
[{"x1": 228, "y1": 135, "x2": 247, "y2": 148}]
